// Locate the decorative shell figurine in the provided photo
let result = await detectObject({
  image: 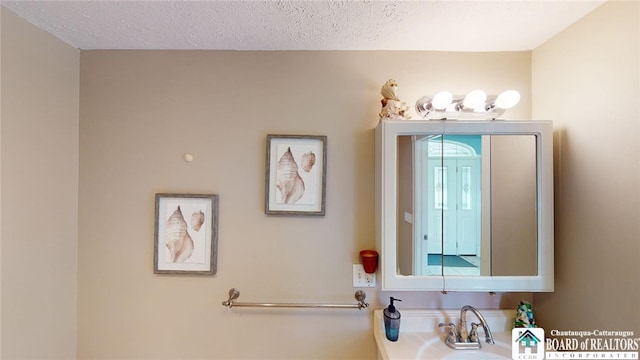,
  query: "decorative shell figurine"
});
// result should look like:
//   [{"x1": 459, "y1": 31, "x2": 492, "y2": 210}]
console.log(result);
[
  {"x1": 165, "y1": 206, "x2": 194, "y2": 263},
  {"x1": 276, "y1": 147, "x2": 305, "y2": 204},
  {"x1": 379, "y1": 79, "x2": 411, "y2": 121},
  {"x1": 300, "y1": 151, "x2": 316, "y2": 173},
  {"x1": 191, "y1": 210, "x2": 205, "y2": 232}
]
